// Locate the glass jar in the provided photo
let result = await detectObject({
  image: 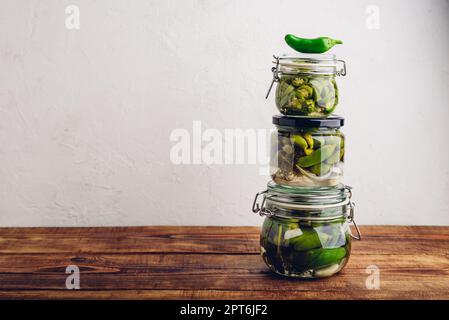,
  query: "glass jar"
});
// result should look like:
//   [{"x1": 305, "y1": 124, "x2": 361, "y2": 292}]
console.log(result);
[
  {"x1": 252, "y1": 182, "x2": 360, "y2": 278},
  {"x1": 266, "y1": 55, "x2": 346, "y2": 117},
  {"x1": 271, "y1": 115, "x2": 345, "y2": 187}
]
